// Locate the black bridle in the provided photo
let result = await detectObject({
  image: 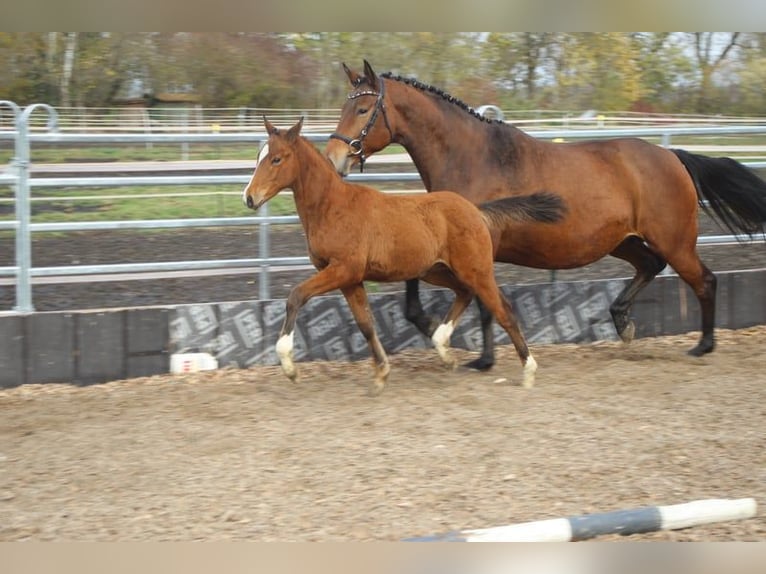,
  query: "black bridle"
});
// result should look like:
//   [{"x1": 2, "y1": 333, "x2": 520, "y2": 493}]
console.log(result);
[{"x1": 329, "y1": 77, "x2": 393, "y2": 172}]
